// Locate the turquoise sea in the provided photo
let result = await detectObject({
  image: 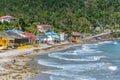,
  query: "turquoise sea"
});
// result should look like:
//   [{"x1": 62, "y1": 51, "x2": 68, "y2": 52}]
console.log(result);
[{"x1": 30, "y1": 40, "x2": 120, "y2": 80}]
